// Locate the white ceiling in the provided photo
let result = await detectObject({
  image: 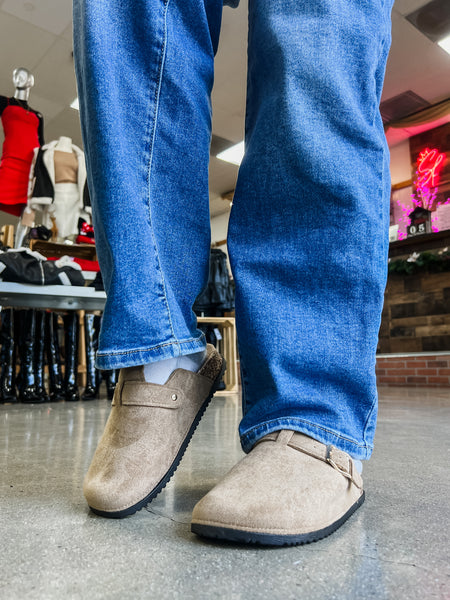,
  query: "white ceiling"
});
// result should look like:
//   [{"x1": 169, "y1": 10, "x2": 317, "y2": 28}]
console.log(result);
[{"x1": 0, "y1": 0, "x2": 449, "y2": 219}]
